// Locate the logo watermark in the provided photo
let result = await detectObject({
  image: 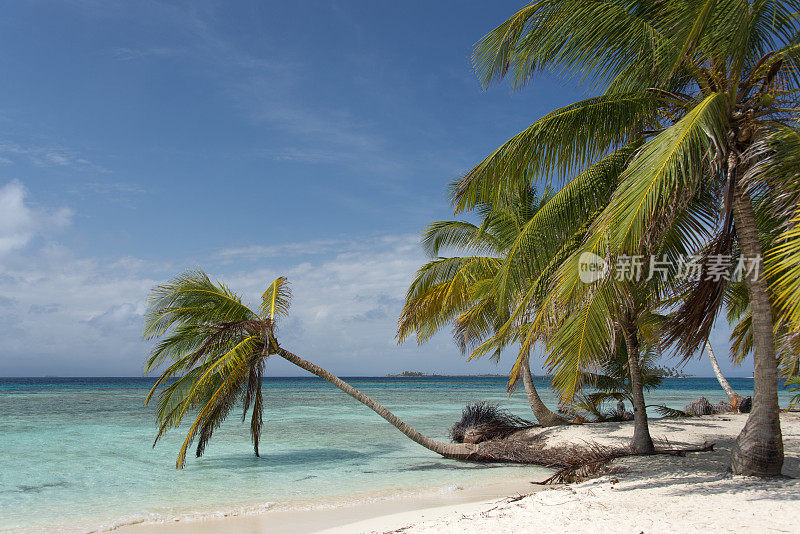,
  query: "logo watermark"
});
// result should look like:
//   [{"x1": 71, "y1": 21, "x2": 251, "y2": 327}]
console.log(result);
[
  {"x1": 578, "y1": 254, "x2": 761, "y2": 283},
  {"x1": 578, "y1": 252, "x2": 609, "y2": 283}
]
